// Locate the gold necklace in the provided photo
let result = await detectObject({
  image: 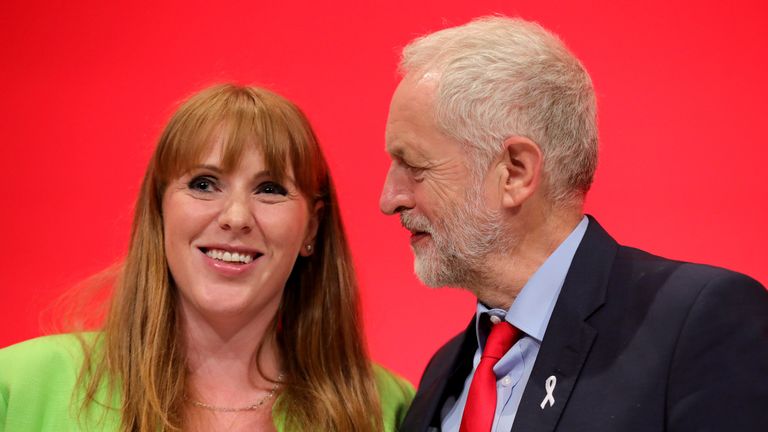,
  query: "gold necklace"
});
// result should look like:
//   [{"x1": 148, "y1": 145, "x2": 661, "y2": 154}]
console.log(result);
[{"x1": 187, "y1": 373, "x2": 284, "y2": 412}]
